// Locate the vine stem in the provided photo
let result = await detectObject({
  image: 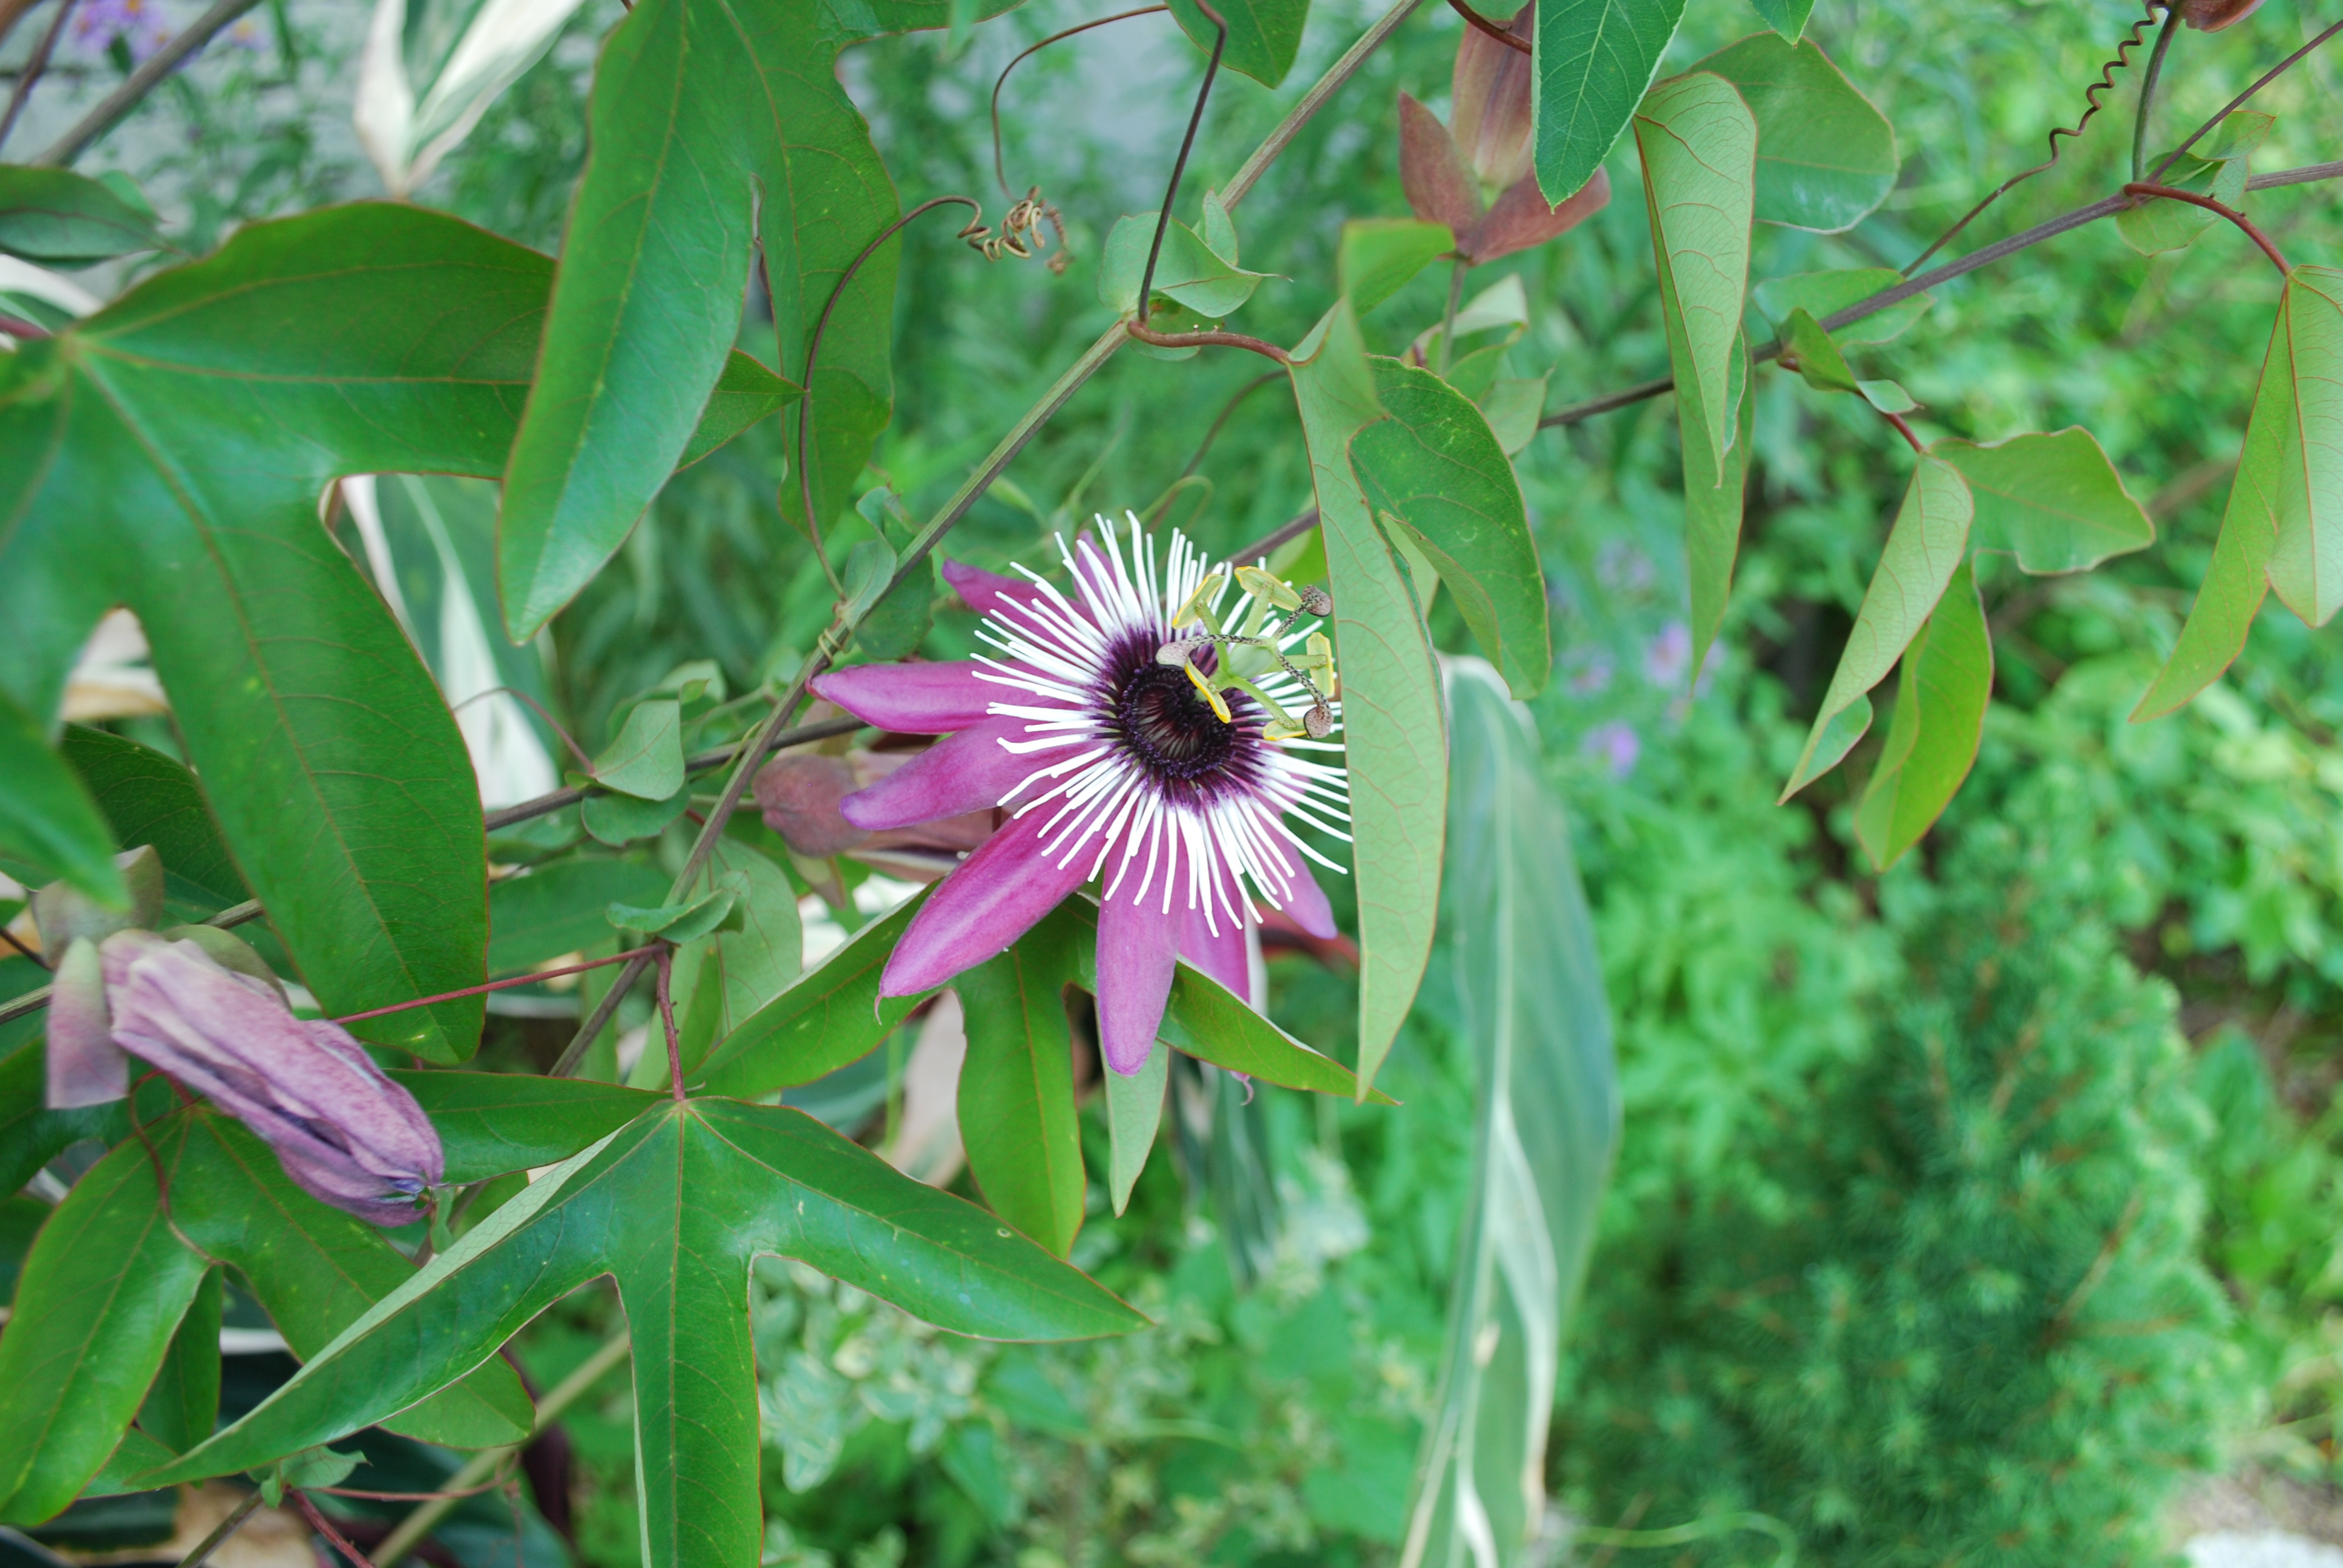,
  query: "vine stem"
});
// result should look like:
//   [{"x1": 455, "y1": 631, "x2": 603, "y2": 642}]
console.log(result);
[
  {"x1": 1136, "y1": 0, "x2": 1226, "y2": 323},
  {"x1": 2130, "y1": 7, "x2": 2178, "y2": 185},
  {"x1": 1879, "y1": 407, "x2": 1925, "y2": 454},
  {"x1": 329, "y1": 947, "x2": 656, "y2": 1025},
  {"x1": 1126, "y1": 319, "x2": 1290, "y2": 362},
  {"x1": 290, "y1": 1491, "x2": 382, "y2": 1568},
  {"x1": 2123, "y1": 180, "x2": 2289, "y2": 273},
  {"x1": 2150, "y1": 18, "x2": 2343, "y2": 183},
  {"x1": 1222, "y1": 0, "x2": 1424, "y2": 207},
  {"x1": 1445, "y1": 0, "x2": 1527, "y2": 52},
  {"x1": 798, "y1": 195, "x2": 981, "y2": 587},
  {"x1": 33, "y1": 0, "x2": 263, "y2": 165},
  {"x1": 656, "y1": 944, "x2": 684, "y2": 1101},
  {"x1": 0, "y1": 0, "x2": 75, "y2": 152},
  {"x1": 174, "y1": 1486, "x2": 266, "y2": 1568},
  {"x1": 1536, "y1": 160, "x2": 2342, "y2": 432}
]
